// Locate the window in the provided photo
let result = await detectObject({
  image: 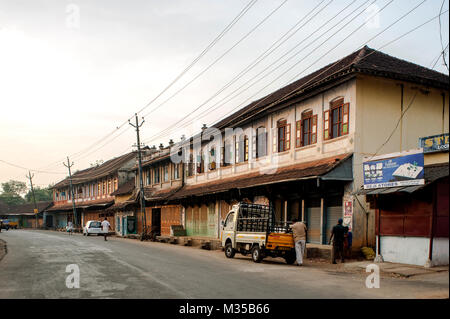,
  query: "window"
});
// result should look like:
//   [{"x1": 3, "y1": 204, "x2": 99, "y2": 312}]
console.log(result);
[
  {"x1": 163, "y1": 165, "x2": 169, "y2": 182},
  {"x1": 187, "y1": 153, "x2": 194, "y2": 177},
  {"x1": 196, "y1": 153, "x2": 204, "y2": 174},
  {"x1": 275, "y1": 119, "x2": 290, "y2": 153},
  {"x1": 146, "y1": 169, "x2": 151, "y2": 185},
  {"x1": 324, "y1": 99, "x2": 349, "y2": 140},
  {"x1": 296, "y1": 111, "x2": 317, "y2": 147},
  {"x1": 114, "y1": 178, "x2": 117, "y2": 191},
  {"x1": 235, "y1": 135, "x2": 249, "y2": 163},
  {"x1": 222, "y1": 140, "x2": 233, "y2": 167},
  {"x1": 209, "y1": 147, "x2": 216, "y2": 170},
  {"x1": 224, "y1": 212, "x2": 235, "y2": 231},
  {"x1": 173, "y1": 163, "x2": 180, "y2": 179},
  {"x1": 154, "y1": 167, "x2": 160, "y2": 183},
  {"x1": 102, "y1": 181, "x2": 106, "y2": 195},
  {"x1": 254, "y1": 126, "x2": 267, "y2": 158}
]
